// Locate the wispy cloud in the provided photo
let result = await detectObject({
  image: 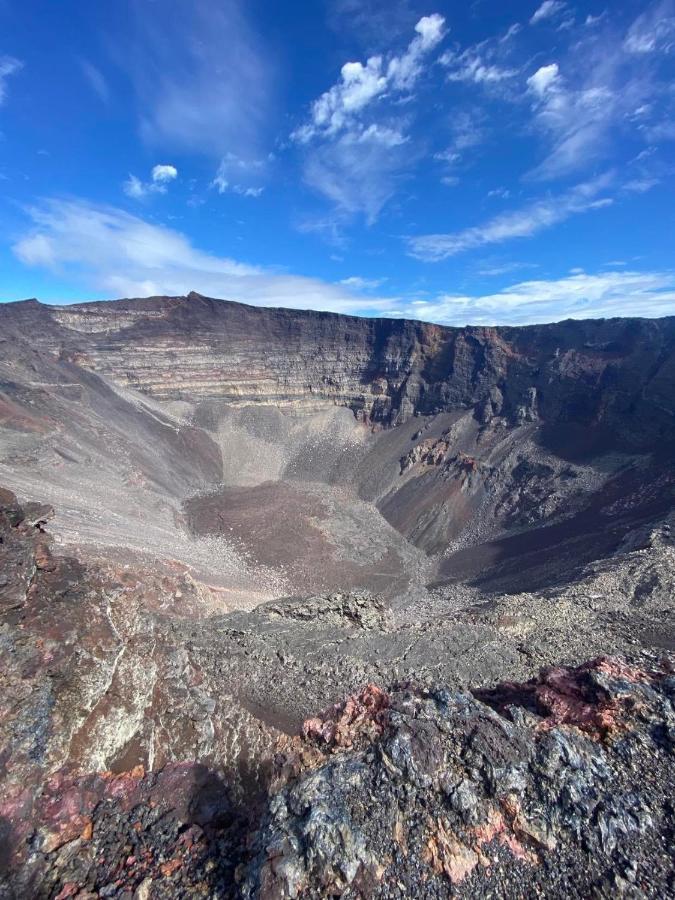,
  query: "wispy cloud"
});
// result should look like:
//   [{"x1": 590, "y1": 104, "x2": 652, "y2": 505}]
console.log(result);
[
  {"x1": 396, "y1": 271, "x2": 675, "y2": 325},
  {"x1": 302, "y1": 126, "x2": 414, "y2": 224},
  {"x1": 0, "y1": 55, "x2": 22, "y2": 105},
  {"x1": 79, "y1": 60, "x2": 110, "y2": 103},
  {"x1": 114, "y1": 0, "x2": 274, "y2": 162},
  {"x1": 407, "y1": 176, "x2": 613, "y2": 261},
  {"x1": 211, "y1": 153, "x2": 266, "y2": 197},
  {"x1": 11, "y1": 198, "x2": 394, "y2": 315},
  {"x1": 440, "y1": 48, "x2": 518, "y2": 86},
  {"x1": 530, "y1": 1, "x2": 567, "y2": 26},
  {"x1": 339, "y1": 275, "x2": 386, "y2": 290}
]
